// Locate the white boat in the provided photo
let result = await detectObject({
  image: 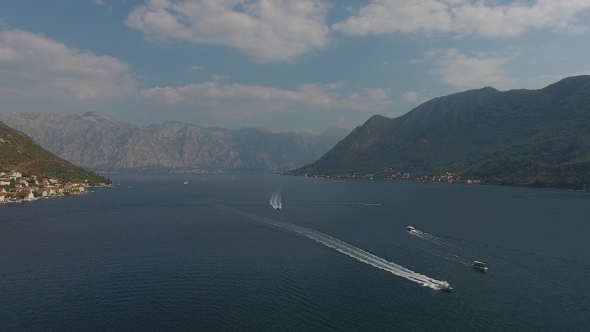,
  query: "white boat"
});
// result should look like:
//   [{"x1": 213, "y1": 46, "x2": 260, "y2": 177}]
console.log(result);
[
  {"x1": 406, "y1": 226, "x2": 415, "y2": 232},
  {"x1": 441, "y1": 283, "x2": 452, "y2": 291},
  {"x1": 183, "y1": 181, "x2": 189, "y2": 185},
  {"x1": 472, "y1": 260, "x2": 488, "y2": 271}
]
